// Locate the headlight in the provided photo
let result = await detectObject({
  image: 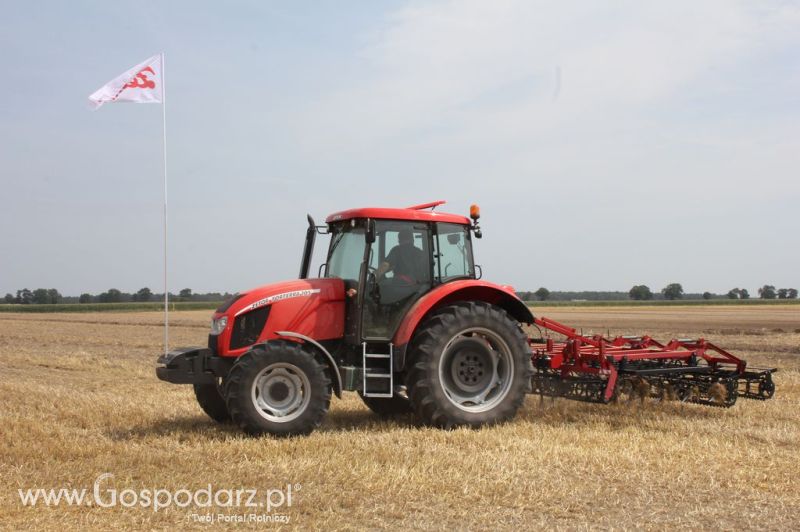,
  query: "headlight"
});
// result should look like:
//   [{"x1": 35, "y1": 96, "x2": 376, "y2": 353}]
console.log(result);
[{"x1": 210, "y1": 316, "x2": 228, "y2": 335}]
